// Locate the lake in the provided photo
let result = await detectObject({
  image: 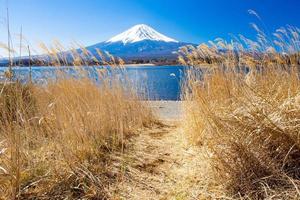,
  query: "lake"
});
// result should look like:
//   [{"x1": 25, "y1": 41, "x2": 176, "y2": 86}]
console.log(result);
[{"x1": 0, "y1": 65, "x2": 186, "y2": 100}]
